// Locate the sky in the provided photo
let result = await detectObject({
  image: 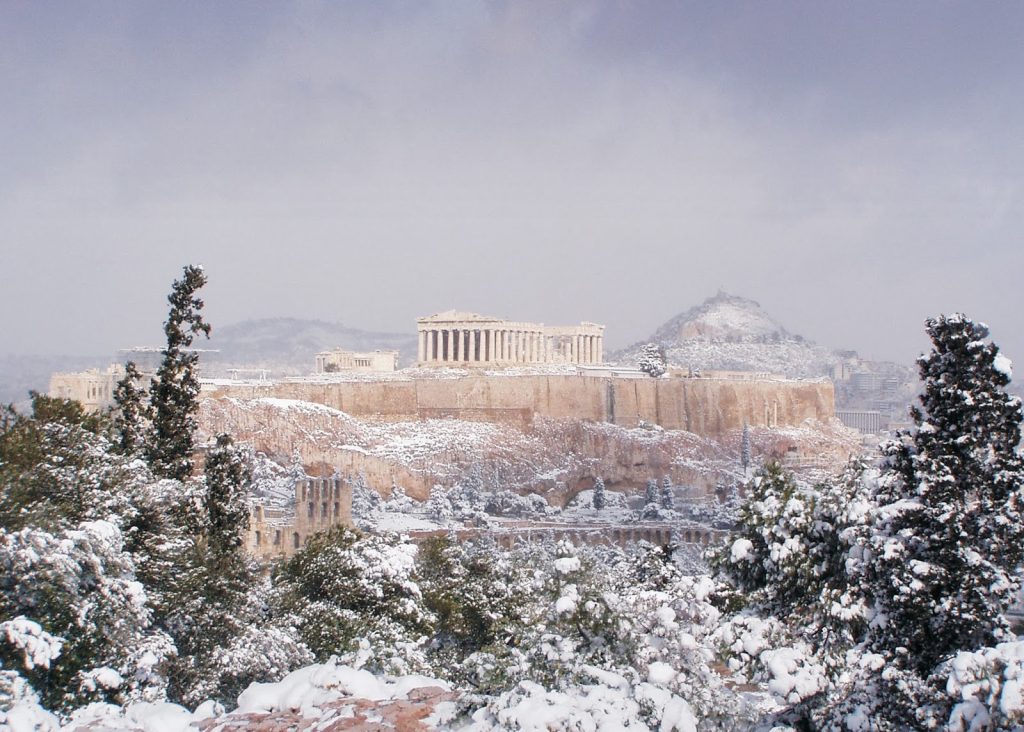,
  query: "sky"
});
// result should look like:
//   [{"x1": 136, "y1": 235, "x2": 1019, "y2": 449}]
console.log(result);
[{"x1": 2, "y1": 1, "x2": 1023, "y2": 365}]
